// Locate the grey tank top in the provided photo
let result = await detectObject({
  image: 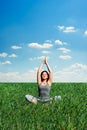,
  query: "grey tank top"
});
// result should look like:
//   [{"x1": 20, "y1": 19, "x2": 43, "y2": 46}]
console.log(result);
[{"x1": 38, "y1": 83, "x2": 51, "y2": 99}]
